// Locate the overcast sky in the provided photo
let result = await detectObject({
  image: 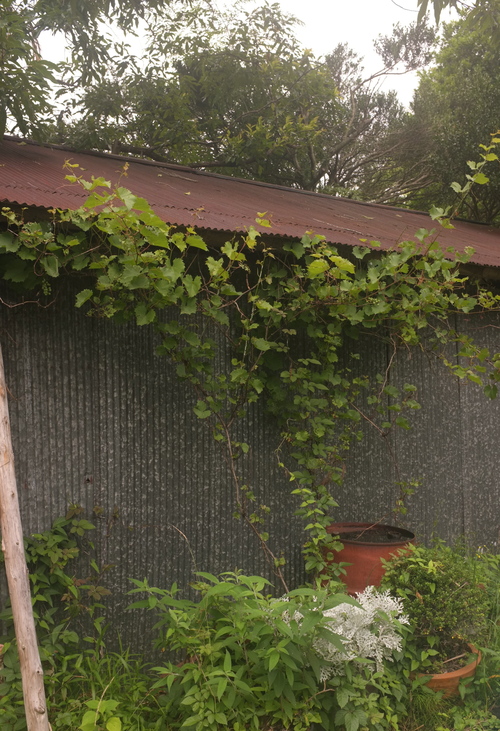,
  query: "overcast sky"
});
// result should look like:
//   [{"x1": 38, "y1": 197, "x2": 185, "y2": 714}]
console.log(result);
[
  {"x1": 276, "y1": 0, "x2": 419, "y2": 104},
  {"x1": 274, "y1": 0, "x2": 455, "y2": 106}
]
